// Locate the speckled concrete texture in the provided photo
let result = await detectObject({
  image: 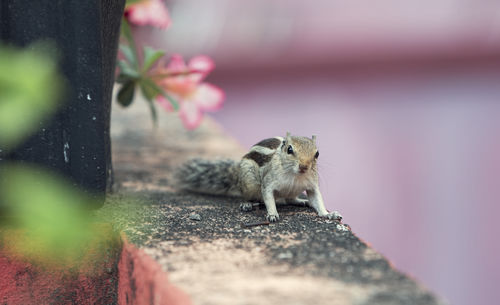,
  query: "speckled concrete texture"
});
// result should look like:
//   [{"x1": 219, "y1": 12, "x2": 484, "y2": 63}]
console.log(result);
[{"x1": 101, "y1": 102, "x2": 447, "y2": 305}]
